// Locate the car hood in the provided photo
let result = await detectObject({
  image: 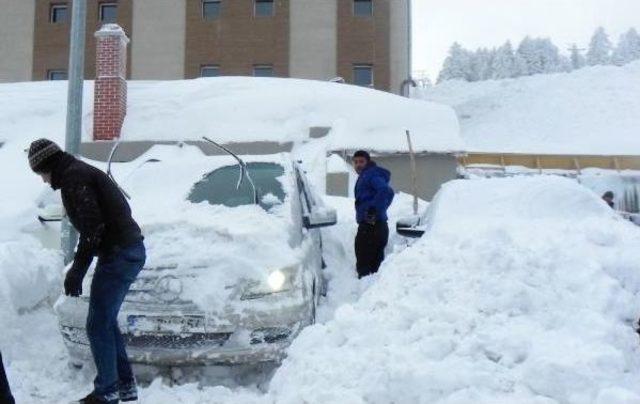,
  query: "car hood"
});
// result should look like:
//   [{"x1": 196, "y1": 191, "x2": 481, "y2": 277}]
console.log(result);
[{"x1": 105, "y1": 201, "x2": 302, "y2": 311}]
